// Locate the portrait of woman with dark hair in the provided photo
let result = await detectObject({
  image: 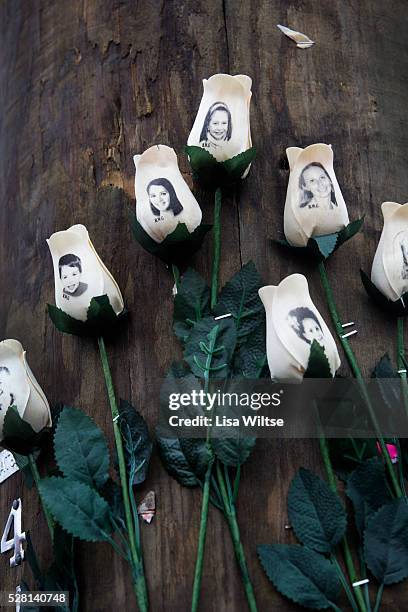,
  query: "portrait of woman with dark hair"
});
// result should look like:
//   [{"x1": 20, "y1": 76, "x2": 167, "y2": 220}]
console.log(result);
[
  {"x1": 147, "y1": 178, "x2": 183, "y2": 219},
  {"x1": 58, "y1": 253, "x2": 88, "y2": 298},
  {"x1": 199, "y1": 101, "x2": 232, "y2": 150},
  {"x1": 299, "y1": 162, "x2": 337, "y2": 210},
  {"x1": 0, "y1": 366, "x2": 14, "y2": 412},
  {"x1": 287, "y1": 307, "x2": 324, "y2": 345}
]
